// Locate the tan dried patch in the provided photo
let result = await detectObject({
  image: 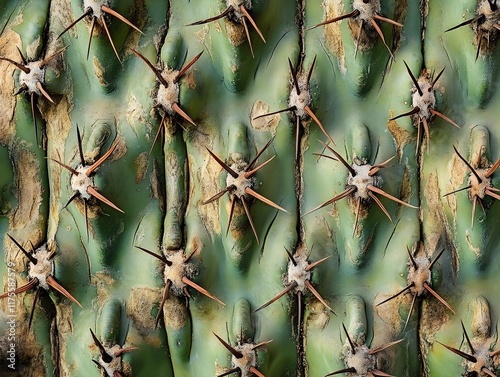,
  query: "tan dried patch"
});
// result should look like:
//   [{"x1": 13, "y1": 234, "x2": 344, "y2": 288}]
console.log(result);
[
  {"x1": 323, "y1": 0, "x2": 346, "y2": 73},
  {"x1": 195, "y1": 24, "x2": 211, "y2": 44},
  {"x1": 387, "y1": 114, "x2": 413, "y2": 160},
  {"x1": 250, "y1": 100, "x2": 280, "y2": 133},
  {"x1": 471, "y1": 296, "x2": 491, "y2": 339},
  {"x1": 419, "y1": 296, "x2": 451, "y2": 347},
  {"x1": 423, "y1": 173, "x2": 447, "y2": 254},
  {"x1": 126, "y1": 93, "x2": 152, "y2": 136},
  {"x1": 110, "y1": 134, "x2": 127, "y2": 162},
  {"x1": 0, "y1": 30, "x2": 19, "y2": 145},
  {"x1": 446, "y1": 152, "x2": 468, "y2": 220},
  {"x1": 465, "y1": 230, "x2": 482, "y2": 257},
  {"x1": 93, "y1": 271, "x2": 116, "y2": 307},
  {"x1": 305, "y1": 300, "x2": 330, "y2": 330},
  {"x1": 163, "y1": 296, "x2": 188, "y2": 330},
  {"x1": 26, "y1": 36, "x2": 41, "y2": 61},
  {"x1": 182, "y1": 69, "x2": 197, "y2": 90},
  {"x1": 224, "y1": 19, "x2": 246, "y2": 47},
  {"x1": 127, "y1": 286, "x2": 162, "y2": 345},
  {"x1": 134, "y1": 152, "x2": 148, "y2": 183},
  {"x1": 93, "y1": 57, "x2": 108, "y2": 87},
  {"x1": 374, "y1": 291, "x2": 409, "y2": 335},
  {"x1": 10, "y1": 144, "x2": 43, "y2": 230},
  {"x1": 150, "y1": 159, "x2": 164, "y2": 209}
]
